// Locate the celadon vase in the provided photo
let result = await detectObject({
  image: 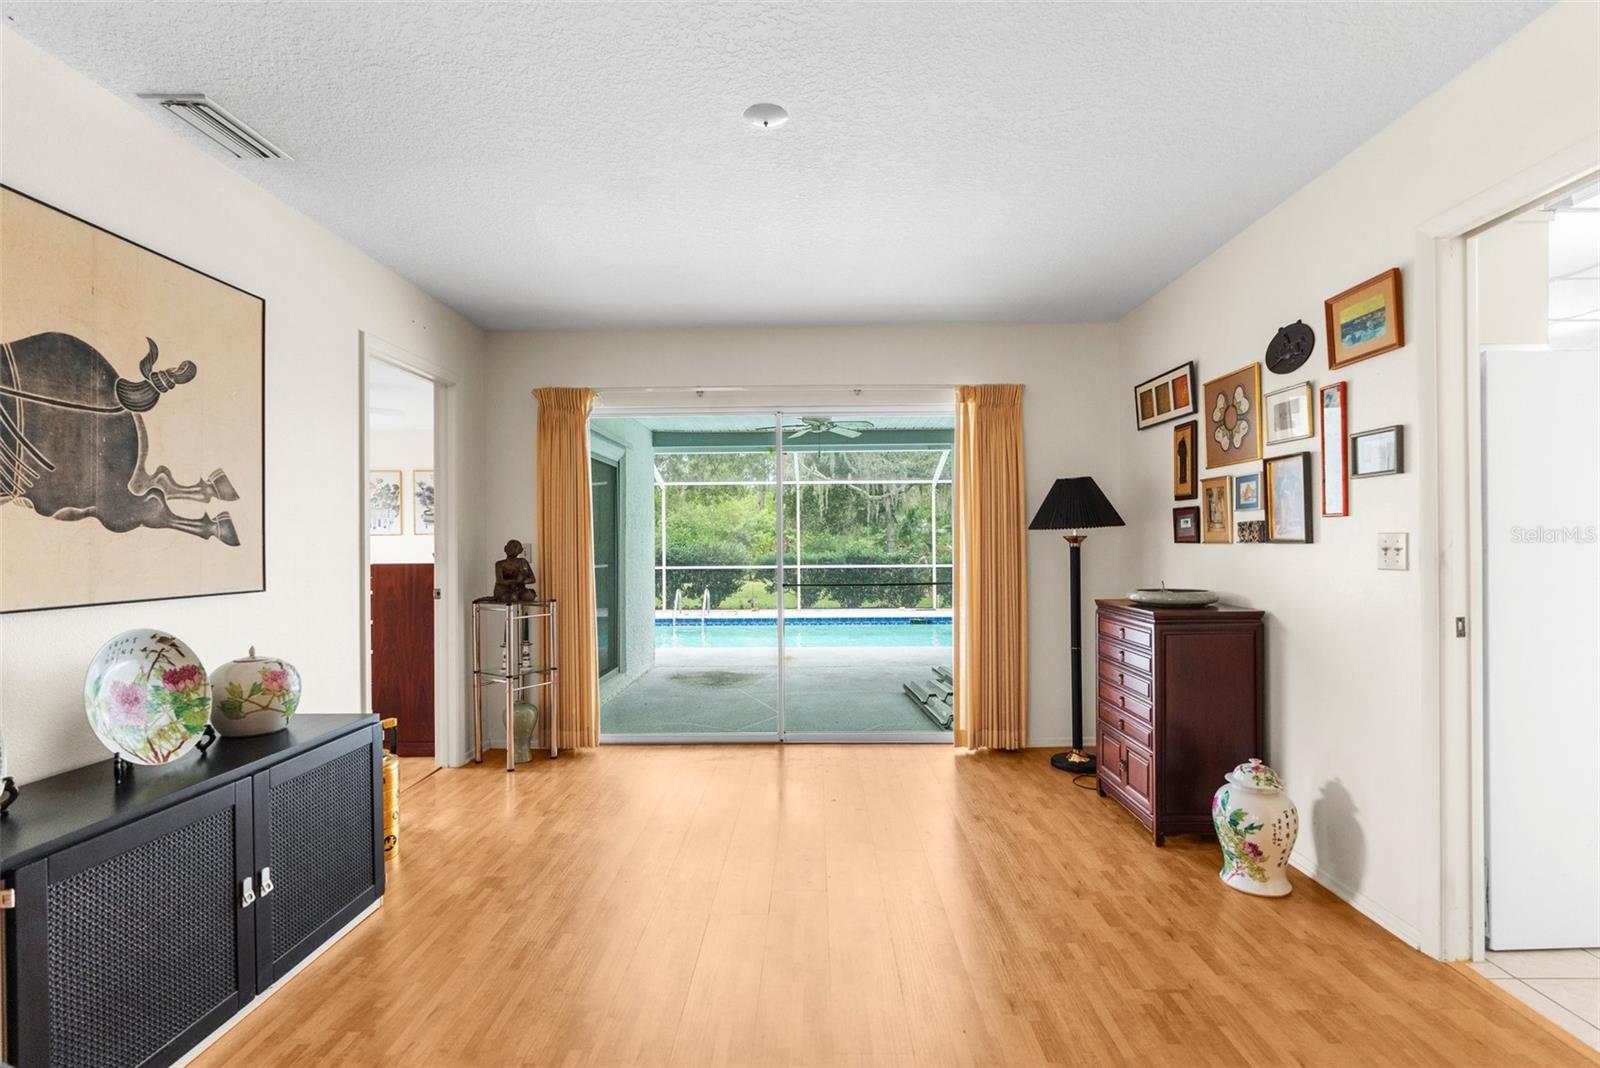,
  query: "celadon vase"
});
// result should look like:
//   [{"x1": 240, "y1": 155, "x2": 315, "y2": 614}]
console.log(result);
[
  {"x1": 1212, "y1": 758, "x2": 1298, "y2": 897},
  {"x1": 210, "y1": 646, "x2": 301, "y2": 737}
]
